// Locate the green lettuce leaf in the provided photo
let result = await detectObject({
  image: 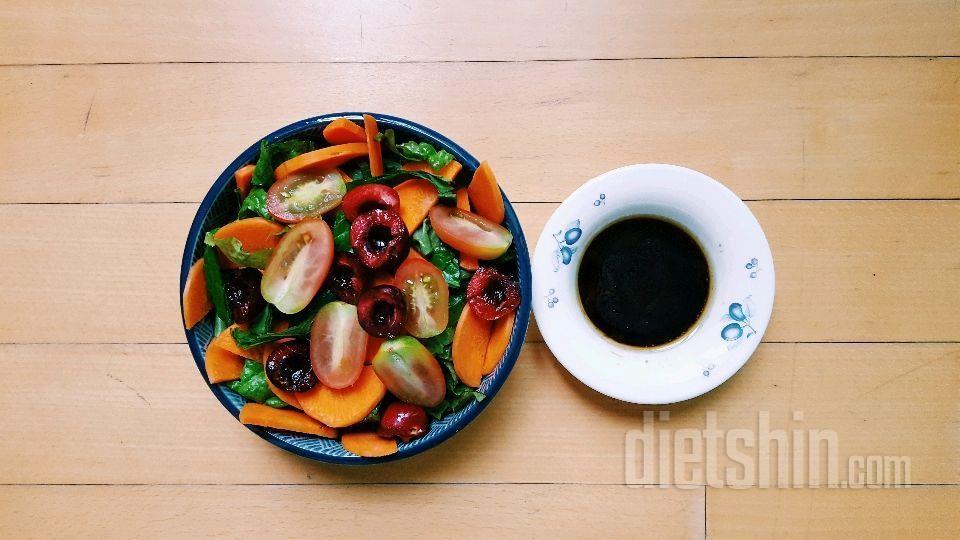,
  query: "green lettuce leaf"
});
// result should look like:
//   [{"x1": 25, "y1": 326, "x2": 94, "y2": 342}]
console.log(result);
[
  {"x1": 238, "y1": 187, "x2": 271, "y2": 220},
  {"x1": 231, "y1": 291, "x2": 336, "y2": 349},
  {"x1": 331, "y1": 210, "x2": 352, "y2": 253},
  {"x1": 202, "y1": 245, "x2": 232, "y2": 326},
  {"x1": 203, "y1": 231, "x2": 272, "y2": 269},
  {"x1": 226, "y1": 360, "x2": 286, "y2": 407},
  {"x1": 377, "y1": 129, "x2": 454, "y2": 172},
  {"x1": 251, "y1": 138, "x2": 316, "y2": 189}
]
